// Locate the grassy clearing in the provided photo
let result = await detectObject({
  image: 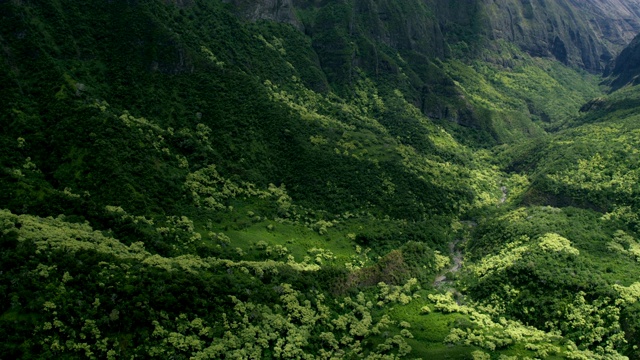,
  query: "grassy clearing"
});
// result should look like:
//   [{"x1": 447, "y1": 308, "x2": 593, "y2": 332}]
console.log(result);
[{"x1": 225, "y1": 221, "x2": 357, "y2": 263}]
